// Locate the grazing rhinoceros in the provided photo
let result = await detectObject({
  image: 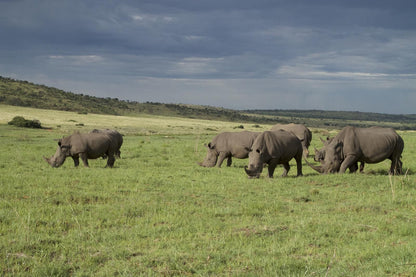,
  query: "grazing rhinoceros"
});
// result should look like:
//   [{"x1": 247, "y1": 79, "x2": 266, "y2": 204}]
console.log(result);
[
  {"x1": 271, "y1": 123, "x2": 312, "y2": 156},
  {"x1": 306, "y1": 126, "x2": 404, "y2": 175},
  {"x1": 44, "y1": 132, "x2": 121, "y2": 168},
  {"x1": 244, "y1": 130, "x2": 303, "y2": 178},
  {"x1": 90, "y1": 129, "x2": 123, "y2": 158},
  {"x1": 314, "y1": 136, "x2": 364, "y2": 173},
  {"x1": 199, "y1": 131, "x2": 260, "y2": 167}
]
